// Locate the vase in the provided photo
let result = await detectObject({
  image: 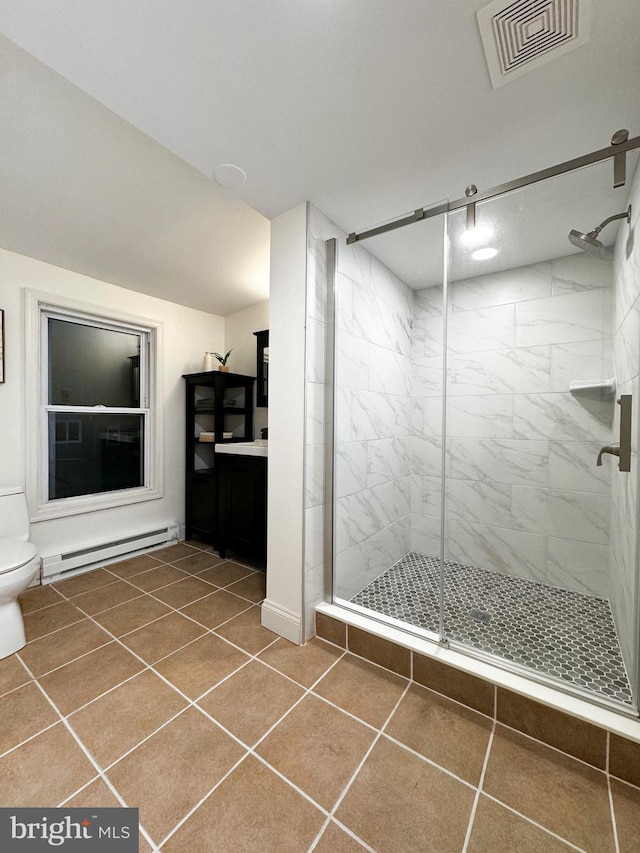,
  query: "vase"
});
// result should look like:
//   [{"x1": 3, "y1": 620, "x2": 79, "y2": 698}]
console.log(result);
[
  {"x1": 218, "y1": 365, "x2": 230, "y2": 372},
  {"x1": 202, "y1": 352, "x2": 216, "y2": 371}
]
